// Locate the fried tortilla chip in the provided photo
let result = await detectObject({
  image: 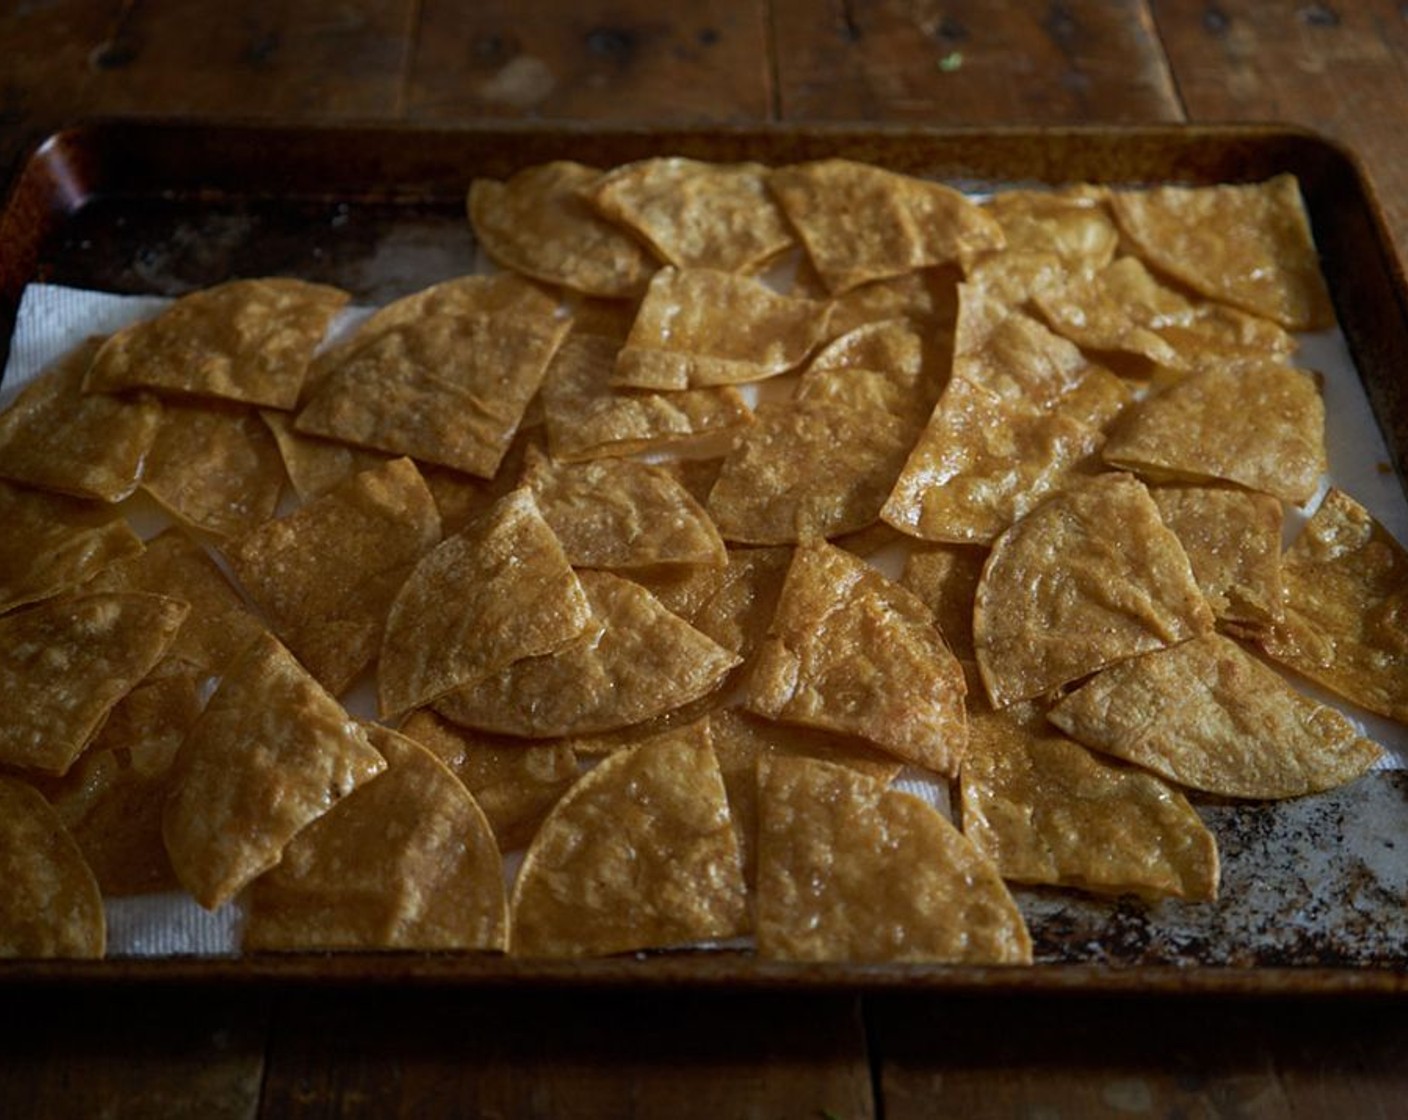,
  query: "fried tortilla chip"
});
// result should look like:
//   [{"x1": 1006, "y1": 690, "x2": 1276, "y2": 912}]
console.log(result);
[
  {"x1": 900, "y1": 542, "x2": 988, "y2": 662},
  {"x1": 882, "y1": 287, "x2": 1133, "y2": 544},
  {"x1": 1035, "y1": 256, "x2": 1296, "y2": 372},
  {"x1": 226, "y1": 457, "x2": 441, "y2": 695},
  {"x1": 84, "y1": 527, "x2": 263, "y2": 677},
  {"x1": 0, "y1": 777, "x2": 104, "y2": 958},
  {"x1": 673, "y1": 545, "x2": 793, "y2": 666},
  {"x1": 614, "y1": 267, "x2": 831, "y2": 390},
  {"x1": 710, "y1": 708, "x2": 902, "y2": 891},
  {"x1": 0, "y1": 338, "x2": 160, "y2": 502},
  {"x1": 84, "y1": 278, "x2": 348, "y2": 408},
  {"x1": 378, "y1": 487, "x2": 591, "y2": 717},
  {"x1": 163, "y1": 632, "x2": 387, "y2": 910},
  {"x1": 744, "y1": 539, "x2": 968, "y2": 774},
  {"x1": 510, "y1": 719, "x2": 747, "y2": 957},
  {"x1": 799, "y1": 266, "x2": 961, "y2": 336},
  {"x1": 433, "y1": 570, "x2": 740, "y2": 738},
  {"x1": 540, "y1": 331, "x2": 752, "y2": 461},
  {"x1": 755, "y1": 755, "x2": 1031, "y2": 963},
  {"x1": 0, "y1": 480, "x2": 142, "y2": 615},
  {"x1": 261, "y1": 409, "x2": 392, "y2": 502},
  {"x1": 767, "y1": 159, "x2": 1005, "y2": 293},
  {"x1": 961, "y1": 249, "x2": 1070, "y2": 313},
  {"x1": 525, "y1": 449, "x2": 725, "y2": 570},
  {"x1": 468, "y1": 161, "x2": 657, "y2": 298},
  {"x1": 1101, "y1": 362, "x2": 1326, "y2": 504},
  {"x1": 0, "y1": 592, "x2": 189, "y2": 777},
  {"x1": 1258, "y1": 488, "x2": 1408, "y2": 723},
  {"x1": 1151, "y1": 485, "x2": 1284, "y2": 631},
  {"x1": 141, "y1": 399, "x2": 286, "y2": 539},
  {"x1": 398, "y1": 709, "x2": 579, "y2": 851},
  {"x1": 584, "y1": 157, "x2": 795, "y2": 273},
  {"x1": 984, "y1": 185, "x2": 1119, "y2": 267},
  {"x1": 1109, "y1": 174, "x2": 1334, "y2": 331},
  {"x1": 294, "y1": 310, "x2": 568, "y2": 479},
  {"x1": 244, "y1": 725, "x2": 507, "y2": 951},
  {"x1": 961, "y1": 700, "x2": 1219, "y2": 900},
  {"x1": 36, "y1": 668, "x2": 202, "y2": 896},
  {"x1": 1048, "y1": 632, "x2": 1384, "y2": 799},
  {"x1": 974, "y1": 472, "x2": 1214, "y2": 708}
]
